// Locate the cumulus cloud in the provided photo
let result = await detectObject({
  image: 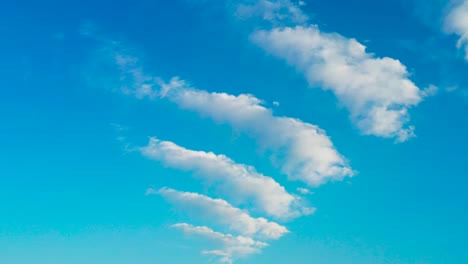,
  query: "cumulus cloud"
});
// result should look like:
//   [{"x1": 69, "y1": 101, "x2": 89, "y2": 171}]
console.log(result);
[
  {"x1": 252, "y1": 26, "x2": 426, "y2": 141},
  {"x1": 140, "y1": 137, "x2": 312, "y2": 219},
  {"x1": 159, "y1": 78, "x2": 354, "y2": 186},
  {"x1": 445, "y1": 0, "x2": 468, "y2": 61},
  {"x1": 173, "y1": 223, "x2": 268, "y2": 264},
  {"x1": 150, "y1": 187, "x2": 289, "y2": 240}
]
